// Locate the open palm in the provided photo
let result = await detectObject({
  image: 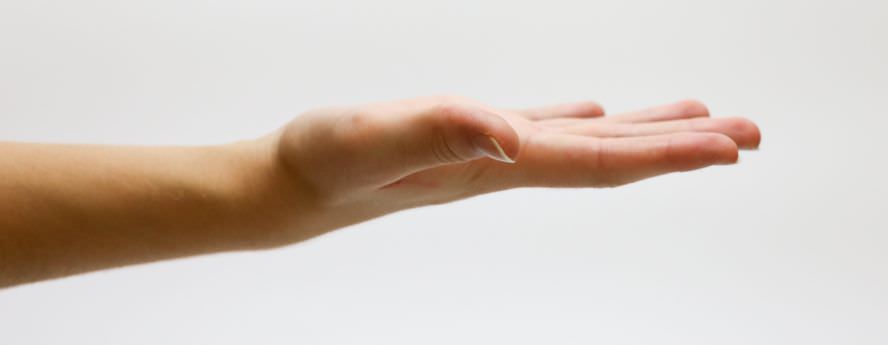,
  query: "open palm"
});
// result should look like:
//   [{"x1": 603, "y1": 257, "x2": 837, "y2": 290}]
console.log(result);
[{"x1": 278, "y1": 96, "x2": 760, "y2": 218}]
